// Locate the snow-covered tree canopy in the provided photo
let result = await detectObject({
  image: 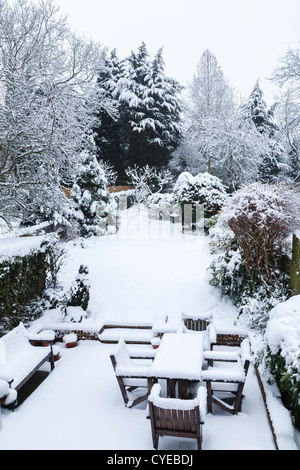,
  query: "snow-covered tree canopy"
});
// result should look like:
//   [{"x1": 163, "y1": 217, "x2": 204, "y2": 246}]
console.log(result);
[
  {"x1": 125, "y1": 164, "x2": 173, "y2": 204},
  {"x1": 0, "y1": 0, "x2": 109, "y2": 226}
]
